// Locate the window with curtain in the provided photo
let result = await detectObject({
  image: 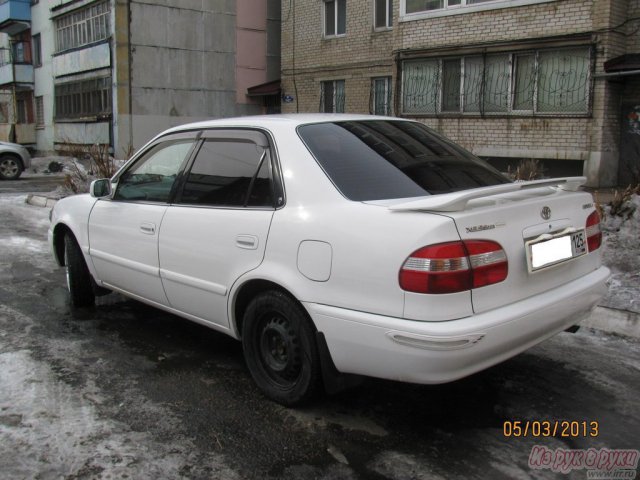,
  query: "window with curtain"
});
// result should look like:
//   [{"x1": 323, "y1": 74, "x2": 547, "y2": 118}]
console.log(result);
[{"x1": 321, "y1": 80, "x2": 346, "y2": 113}]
